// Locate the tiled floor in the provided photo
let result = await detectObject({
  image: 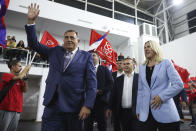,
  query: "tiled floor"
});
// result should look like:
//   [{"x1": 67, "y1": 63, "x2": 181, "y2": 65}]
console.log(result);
[{"x1": 17, "y1": 120, "x2": 196, "y2": 131}]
